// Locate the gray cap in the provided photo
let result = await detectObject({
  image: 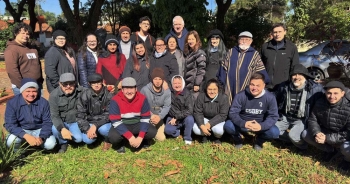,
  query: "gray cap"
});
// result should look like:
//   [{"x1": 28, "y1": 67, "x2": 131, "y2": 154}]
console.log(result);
[
  {"x1": 122, "y1": 77, "x2": 136, "y2": 87},
  {"x1": 59, "y1": 73, "x2": 75, "y2": 83},
  {"x1": 324, "y1": 81, "x2": 345, "y2": 91},
  {"x1": 239, "y1": 31, "x2": 253, "y2": 38}
]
